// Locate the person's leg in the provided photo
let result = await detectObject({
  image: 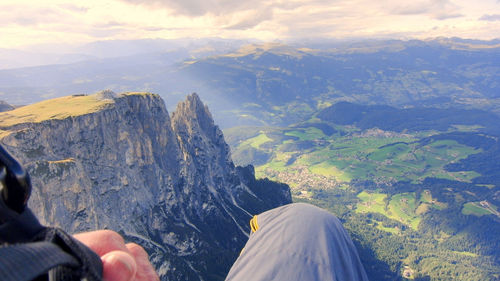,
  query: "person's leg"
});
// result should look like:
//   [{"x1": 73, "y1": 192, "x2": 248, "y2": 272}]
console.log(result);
[{"x1": 226, "y1": 203, "x2": 369, "y2": 281}]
